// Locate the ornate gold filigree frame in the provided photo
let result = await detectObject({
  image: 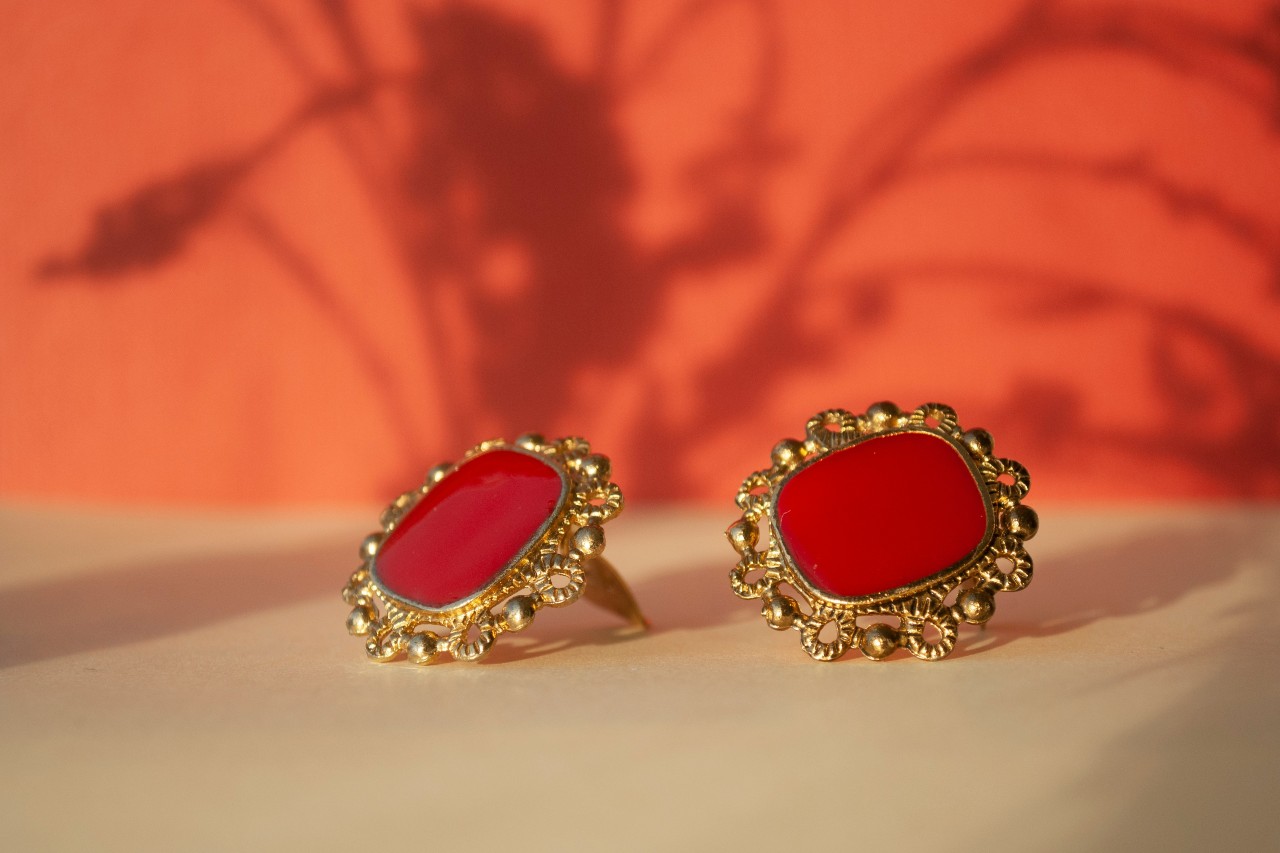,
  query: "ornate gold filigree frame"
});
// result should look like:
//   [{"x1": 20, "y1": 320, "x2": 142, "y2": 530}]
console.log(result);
[
  {"x1": 726, "y1": 402, "x2": 1038, "y2": 662},
  {"x1": 342, "y1": 434, "x2": 642, "y2": 665}
]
